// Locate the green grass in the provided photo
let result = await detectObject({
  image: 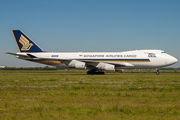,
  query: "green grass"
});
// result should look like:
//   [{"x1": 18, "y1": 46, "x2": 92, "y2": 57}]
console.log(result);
[{"x1": 0, "y1": 71, "x2": 180, "y2": 119}]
